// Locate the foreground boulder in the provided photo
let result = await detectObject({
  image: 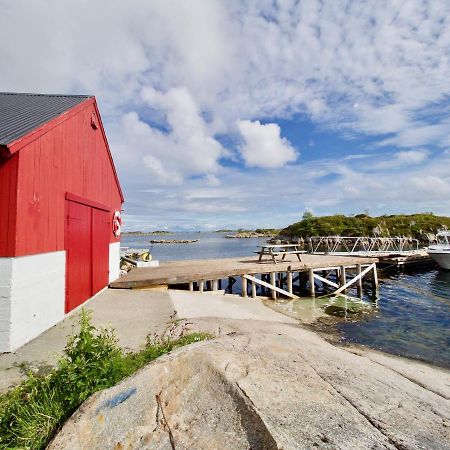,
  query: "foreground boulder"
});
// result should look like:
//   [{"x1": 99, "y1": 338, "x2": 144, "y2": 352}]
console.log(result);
[{"x1": 48, "y1": 321, "x2": 450, "y2": 450}]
